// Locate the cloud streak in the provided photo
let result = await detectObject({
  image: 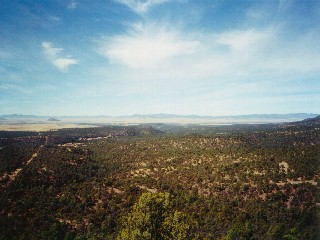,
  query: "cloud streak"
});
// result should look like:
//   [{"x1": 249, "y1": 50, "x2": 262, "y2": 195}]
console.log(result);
[
  {"x1": 68, "y1": 0, "x2": 77, "y2": 9},
  {"x1": 42, "y1": 42, "x2": 78, "y2": 71},
  {"x1": 115, "y1": 0, "x2": 170, "y2": 14},
  {"x1": 98, "y1": 23, "x2": 198, "y2": 68},
  {"x1": 98, "y1": 22, "x2": 320, "y2": 79}
]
